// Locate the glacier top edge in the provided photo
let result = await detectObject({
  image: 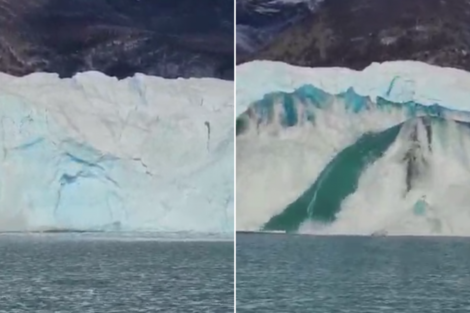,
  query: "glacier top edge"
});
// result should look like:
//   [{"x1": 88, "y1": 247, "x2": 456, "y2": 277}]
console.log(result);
[
  {"x1": 236, "y1": 60, "x2": 470, "y2": 116},
  {"x1": 0, "y1": 70, "x2": 233, "y2": 118},
  {"x1": 0, "y1": 70, "x2": 229, "y2": 84}
]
